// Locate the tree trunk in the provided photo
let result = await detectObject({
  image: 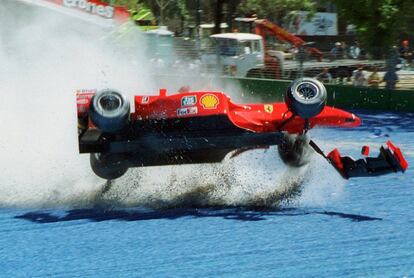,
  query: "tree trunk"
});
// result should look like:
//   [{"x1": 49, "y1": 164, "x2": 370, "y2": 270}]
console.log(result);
[
  {"x1": 213, "y1": 0, "x2": 224, "y2": 34},
  {"x1": 227, "y1": 0, "x2": 240, "y2": 32}
]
